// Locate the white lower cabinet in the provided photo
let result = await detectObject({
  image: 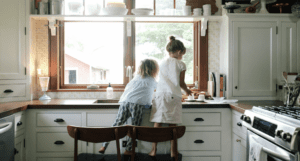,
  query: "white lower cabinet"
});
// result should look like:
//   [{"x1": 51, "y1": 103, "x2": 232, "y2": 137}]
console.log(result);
[
  {"x1": 15, "y1": 111, "x2": 26, "y2": 161},
  {"x1": 26, "y1": 108, "x2": 232, "y2": 161},
  {"x1": 232, "y1": 110, "x2": 247, "y2": 161}
]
